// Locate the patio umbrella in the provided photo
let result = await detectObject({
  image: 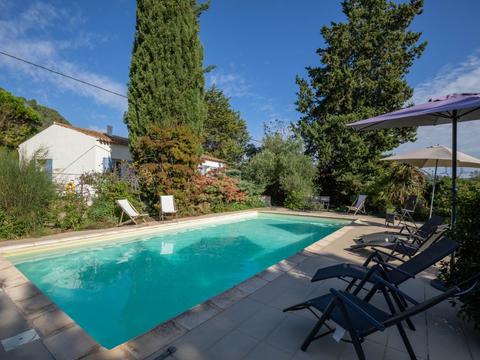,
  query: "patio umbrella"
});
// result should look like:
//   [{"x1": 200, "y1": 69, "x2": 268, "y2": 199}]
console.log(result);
[
  {"x1": 381, "y1": 145, "x2": 480, "y2": 218},
  {"x1": 347, "y1": 93, "x2": 480, "y2": 225}
]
